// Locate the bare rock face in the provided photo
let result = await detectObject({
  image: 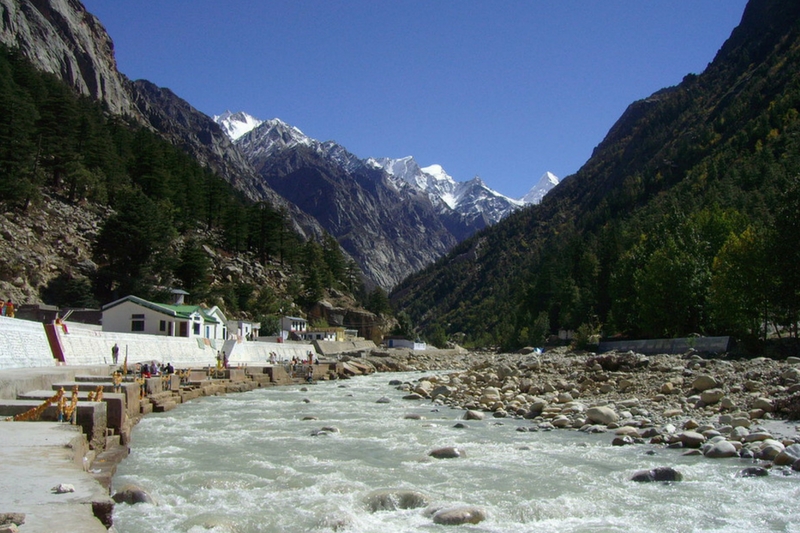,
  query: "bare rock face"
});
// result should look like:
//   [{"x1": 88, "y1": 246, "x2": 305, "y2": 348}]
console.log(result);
[{"x1": 0, "y1": 0, "x2": 134, "y2": 116}]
